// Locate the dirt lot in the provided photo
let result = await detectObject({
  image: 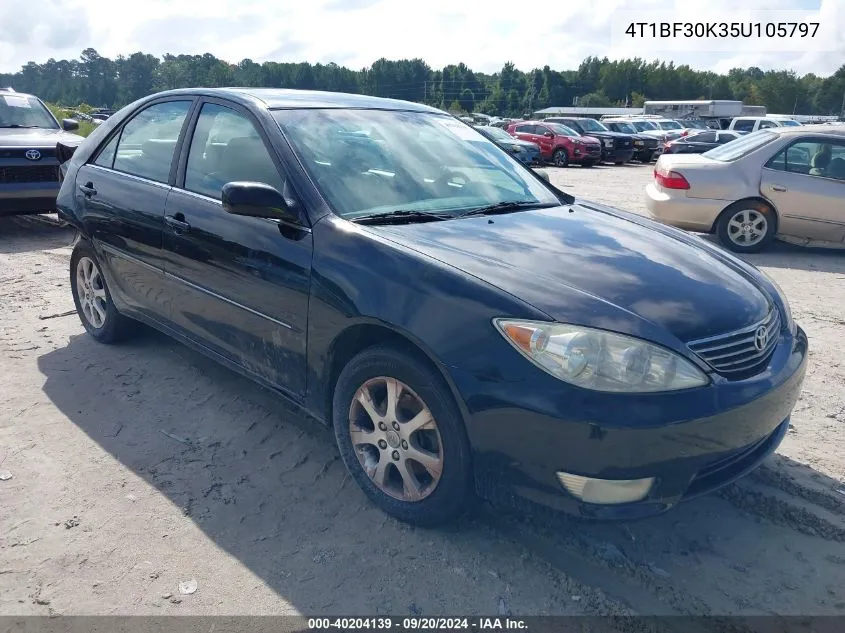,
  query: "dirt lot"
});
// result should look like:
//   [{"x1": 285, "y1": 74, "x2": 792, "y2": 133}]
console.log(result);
[{"x1": 2, "y1": 162, "x2": 845, "y2": 620}]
